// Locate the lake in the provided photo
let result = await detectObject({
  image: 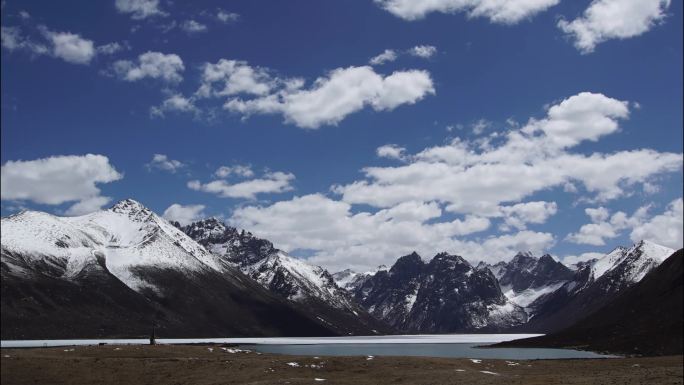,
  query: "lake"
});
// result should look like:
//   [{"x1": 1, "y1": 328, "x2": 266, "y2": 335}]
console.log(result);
[{"x1": 0, "y1": 334, "x2": 616, "y2": 359}]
